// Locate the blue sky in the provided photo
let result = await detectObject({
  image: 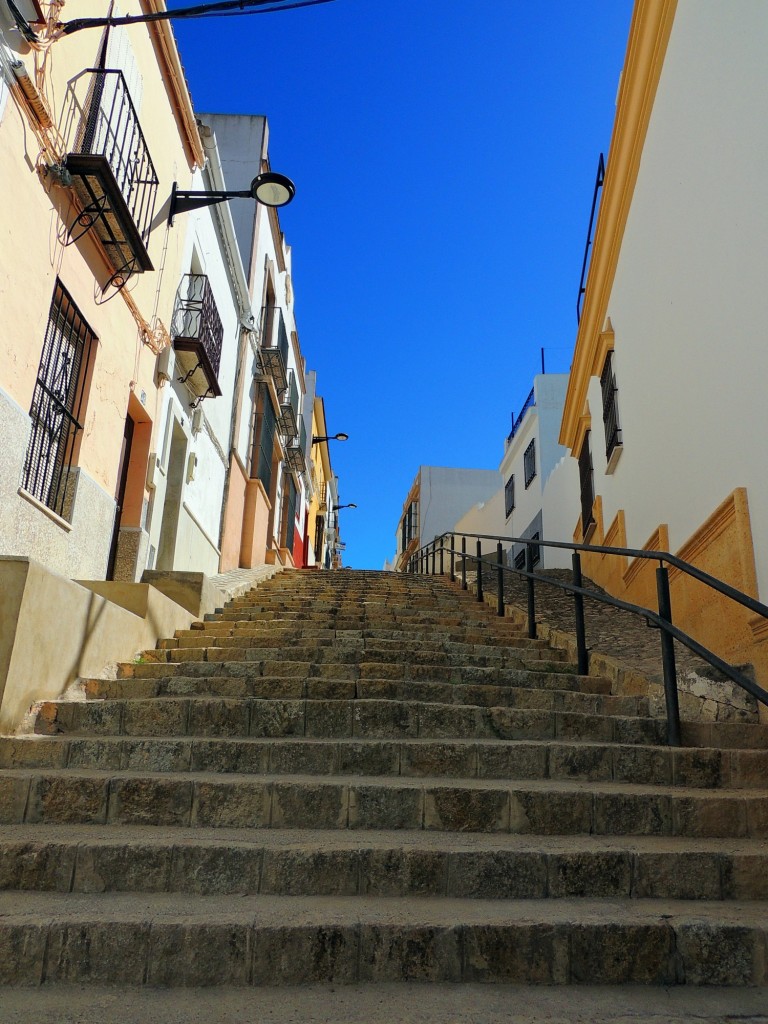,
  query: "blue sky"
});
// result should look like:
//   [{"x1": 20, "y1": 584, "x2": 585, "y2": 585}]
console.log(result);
[{"x1": 171, "y1": 0, "x2": 634, "y2": 568}]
